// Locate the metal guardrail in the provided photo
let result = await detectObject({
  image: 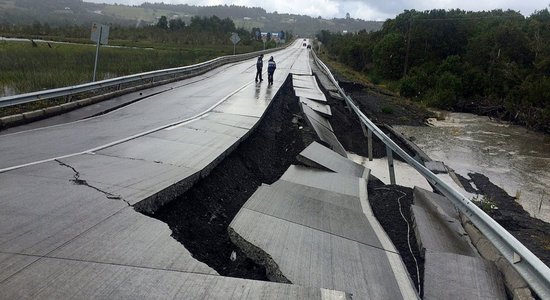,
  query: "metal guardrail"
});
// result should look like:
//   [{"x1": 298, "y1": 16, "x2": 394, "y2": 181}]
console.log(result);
[
  {"x1": 0, "y1": 46, "x2": 287, "y2": 108},
  {"x1": 311, "y1": 50, "x2": 550, "y2": 298}
]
